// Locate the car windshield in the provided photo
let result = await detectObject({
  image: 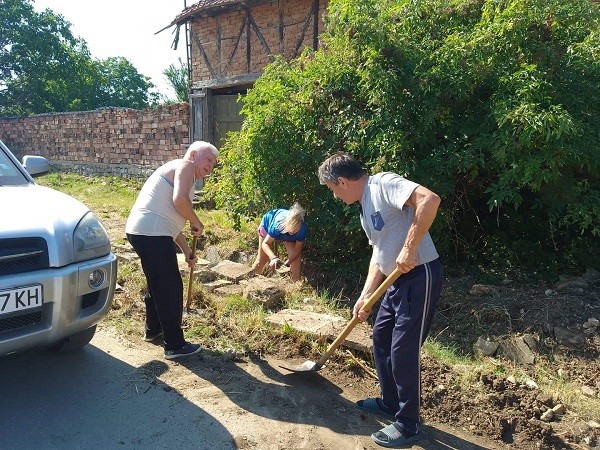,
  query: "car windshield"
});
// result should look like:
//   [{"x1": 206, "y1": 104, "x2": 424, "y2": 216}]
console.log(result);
[{"x1": 0, "y1": 146, "x2": 29, "y2": 186}]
